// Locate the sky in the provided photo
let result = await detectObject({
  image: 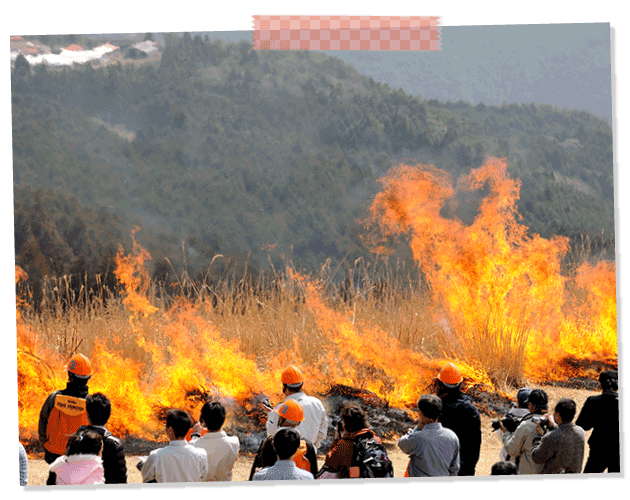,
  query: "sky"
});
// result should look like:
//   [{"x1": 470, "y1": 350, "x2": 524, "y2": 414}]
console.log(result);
[{"x1": 3, "y1": 0, "x2": 627, "y2": 496}]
